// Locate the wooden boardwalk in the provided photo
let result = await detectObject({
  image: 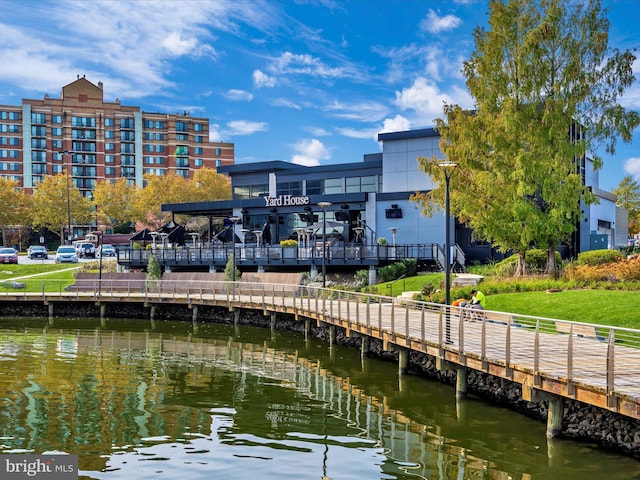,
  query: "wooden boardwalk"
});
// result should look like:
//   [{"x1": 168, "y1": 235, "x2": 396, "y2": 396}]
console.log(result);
[{"x1": 1, "y1": 279, "x2": 640, "y2": 428}]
